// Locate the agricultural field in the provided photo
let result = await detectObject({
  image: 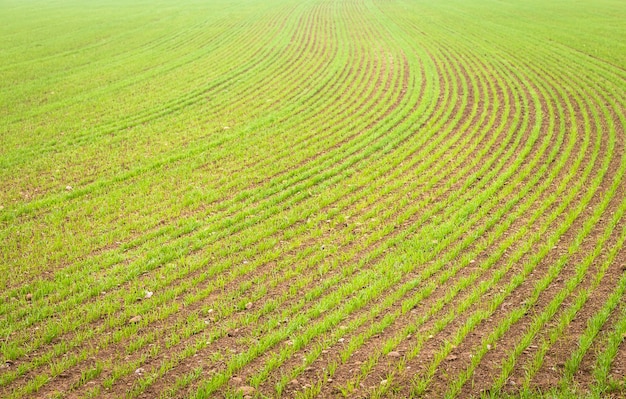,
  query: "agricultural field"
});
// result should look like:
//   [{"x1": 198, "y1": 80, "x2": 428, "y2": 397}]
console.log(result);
[{"x1": 1, "y1": 0, "x2": 625, "y2": 397}]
